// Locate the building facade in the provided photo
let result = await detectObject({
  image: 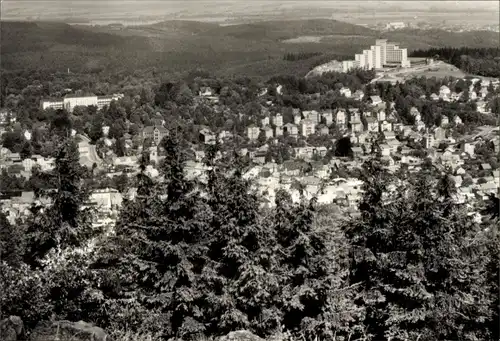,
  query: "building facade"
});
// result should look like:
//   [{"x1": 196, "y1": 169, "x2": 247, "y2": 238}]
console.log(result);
[{"x1": 41, "y1": 94, "x2": 124, "y2": 113}]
